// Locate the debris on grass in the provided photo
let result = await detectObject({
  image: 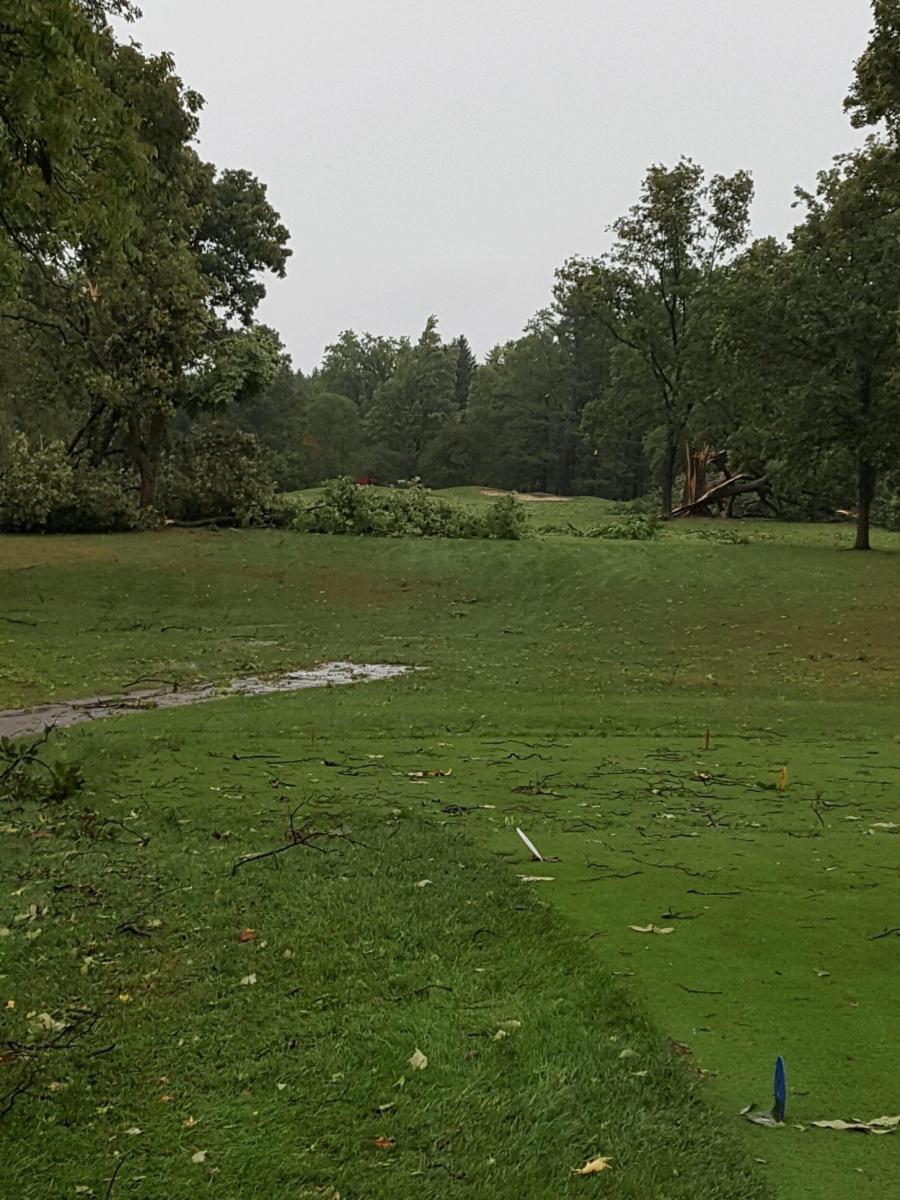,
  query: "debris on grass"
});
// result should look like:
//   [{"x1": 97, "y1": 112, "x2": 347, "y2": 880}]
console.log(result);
[
  {"x1": 518, "y1": 875, "x2": 554, "y2": 883},
  {"x1": 629, "y1": 924, "x2": 674, "y2": 935},
  {"x1": 409, "y1": 1048, "x2": 428, "y2": 1071},
  {"x1": 238, "y1": 928, "x2": 258, "y2": 942},
  {"x1": 573, "y1": 1154, "x2": 613, "y2": 1175},
  {"x1": 810, "y1": 1115, "x2": 900, "y2": 1134}
]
